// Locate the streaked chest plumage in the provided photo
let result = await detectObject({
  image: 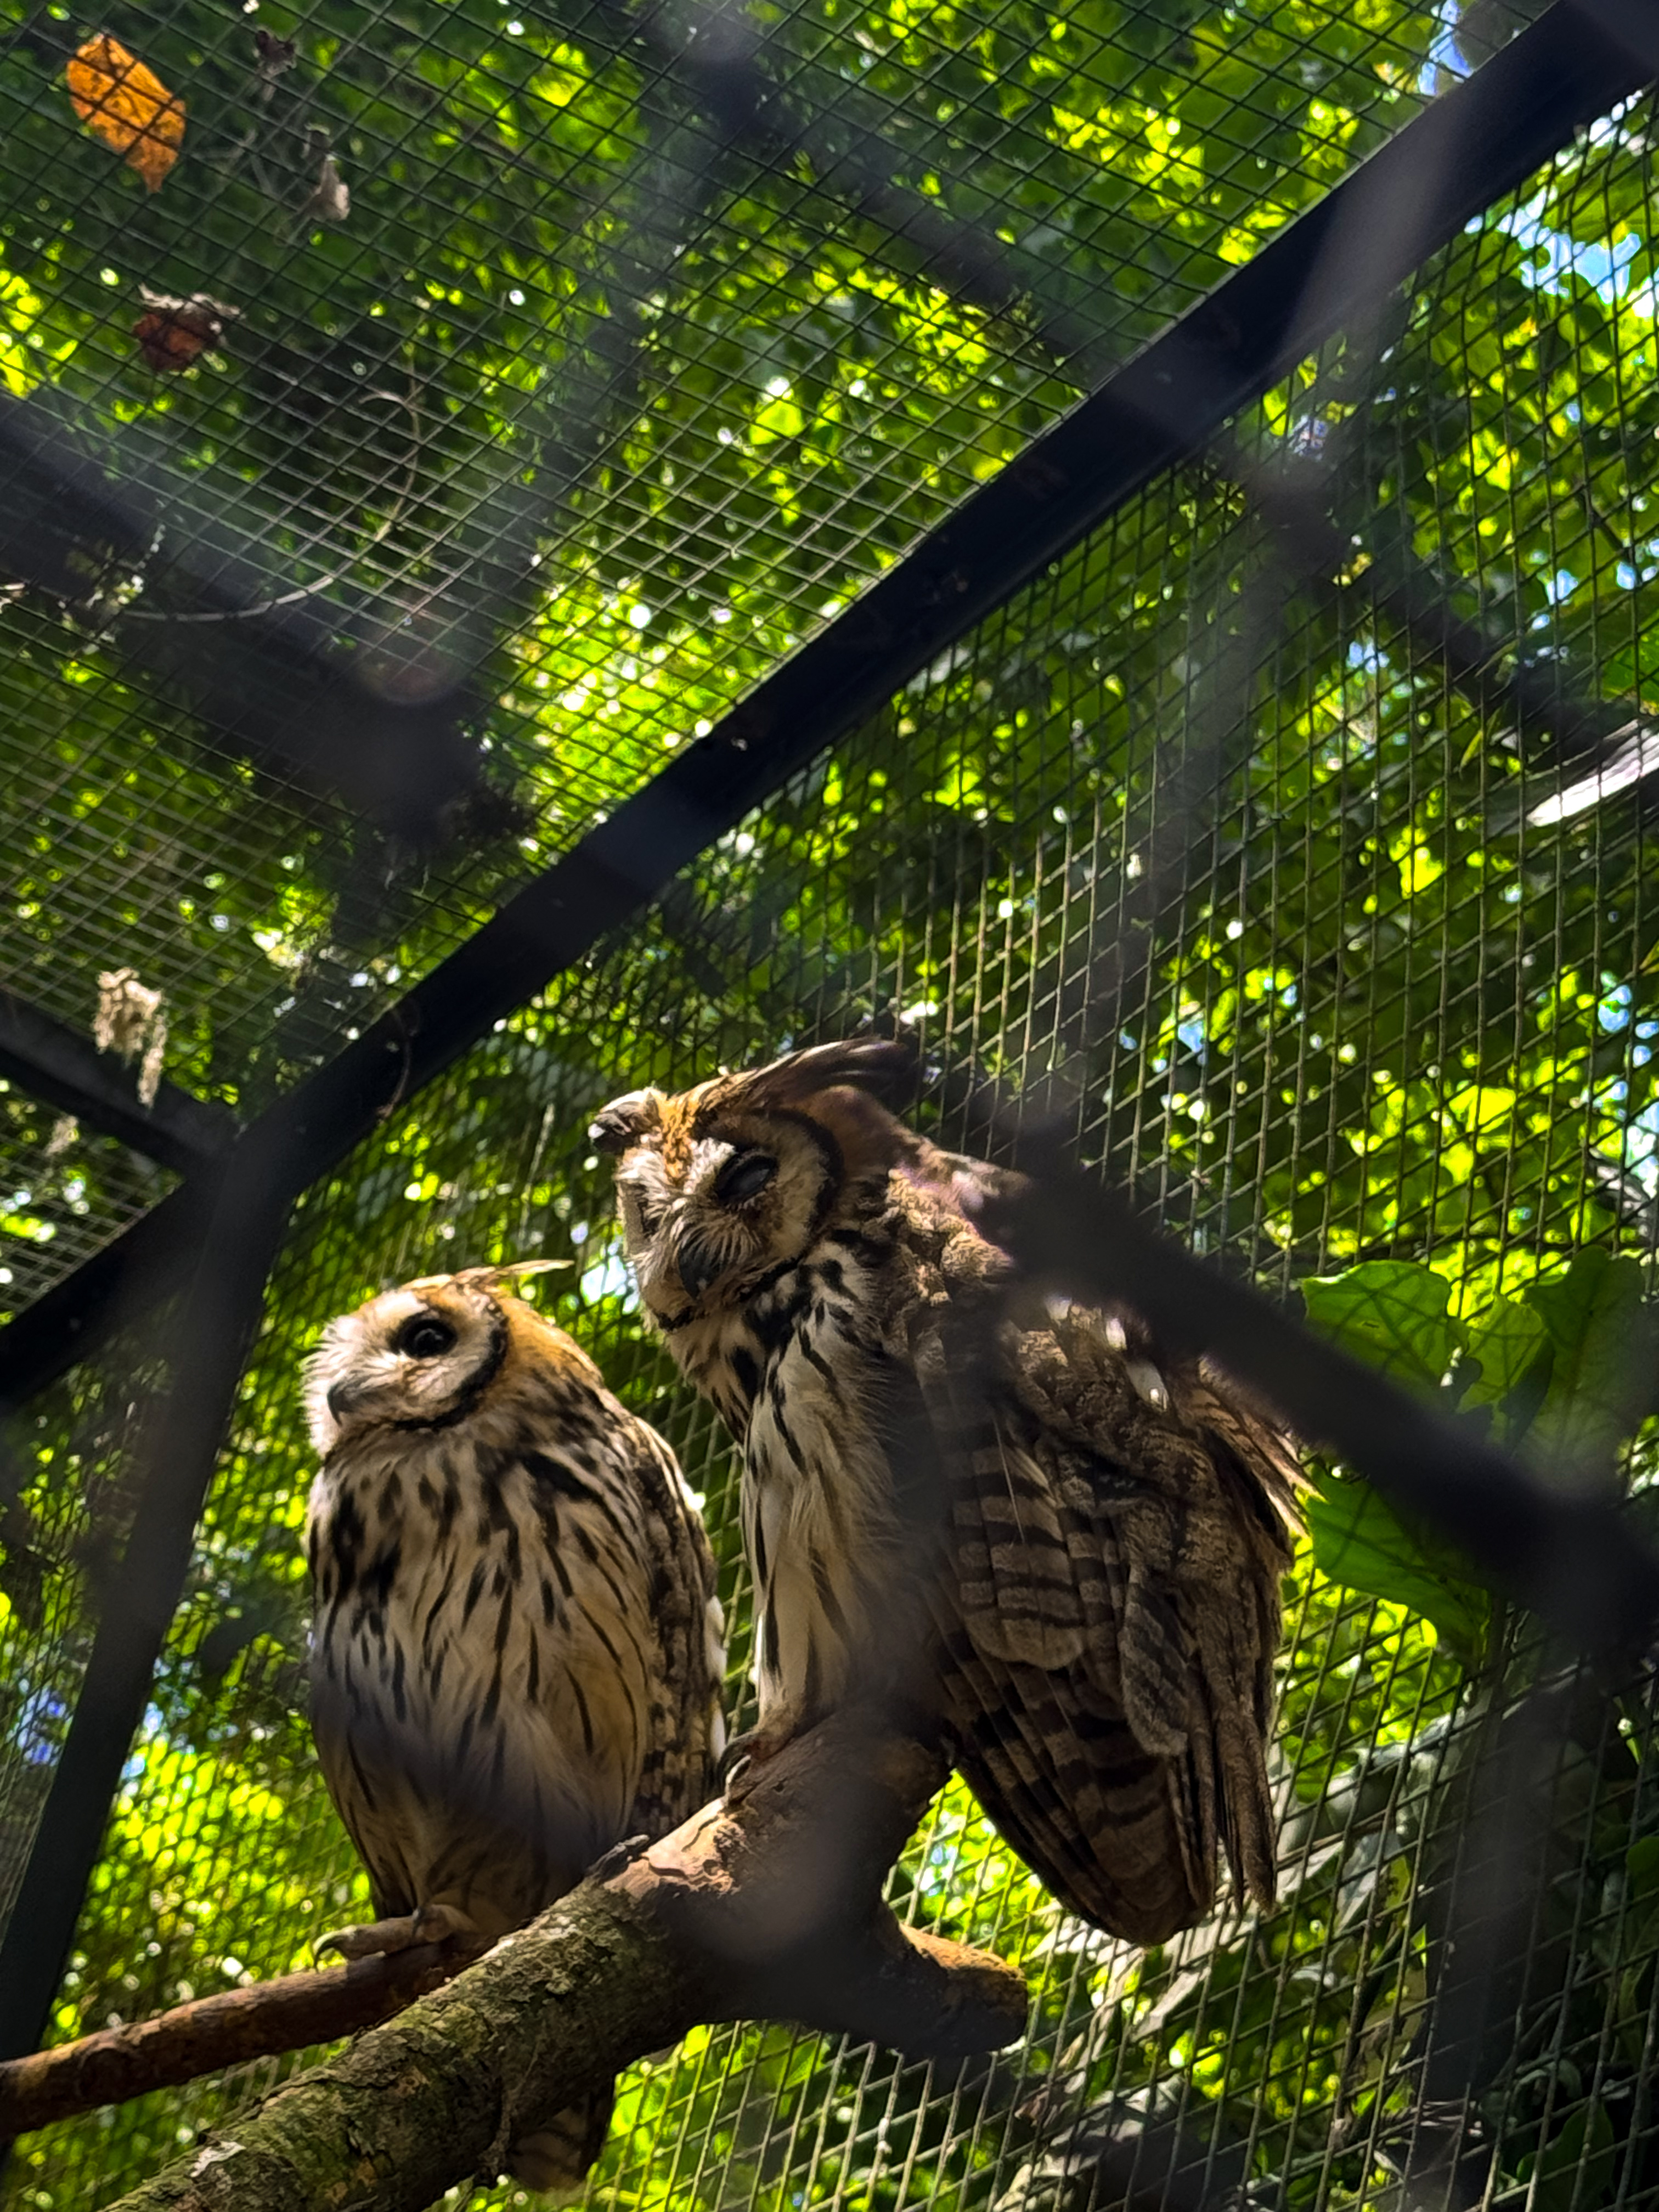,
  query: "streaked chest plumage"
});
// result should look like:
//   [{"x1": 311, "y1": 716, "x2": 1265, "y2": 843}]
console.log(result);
[
  {"x1": 675, "y1": 1218, "x2": 923, "y2": 1726},
  {"x1": 306, "y1": 1386, "x2": 701, "y2": 1931}
]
